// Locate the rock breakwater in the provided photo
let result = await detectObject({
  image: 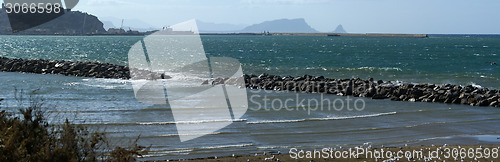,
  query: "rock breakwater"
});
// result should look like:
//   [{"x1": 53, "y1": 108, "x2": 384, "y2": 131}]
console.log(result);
[
  {"x1": 221, "y1": 73, "x2": 499, "y2": 108},
  {"x1": 2, "y1": 57, "x2": 499, "y2": 107},
  {"x1": 0, "y1": 57, "x2": 131, "y2": 79}
]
